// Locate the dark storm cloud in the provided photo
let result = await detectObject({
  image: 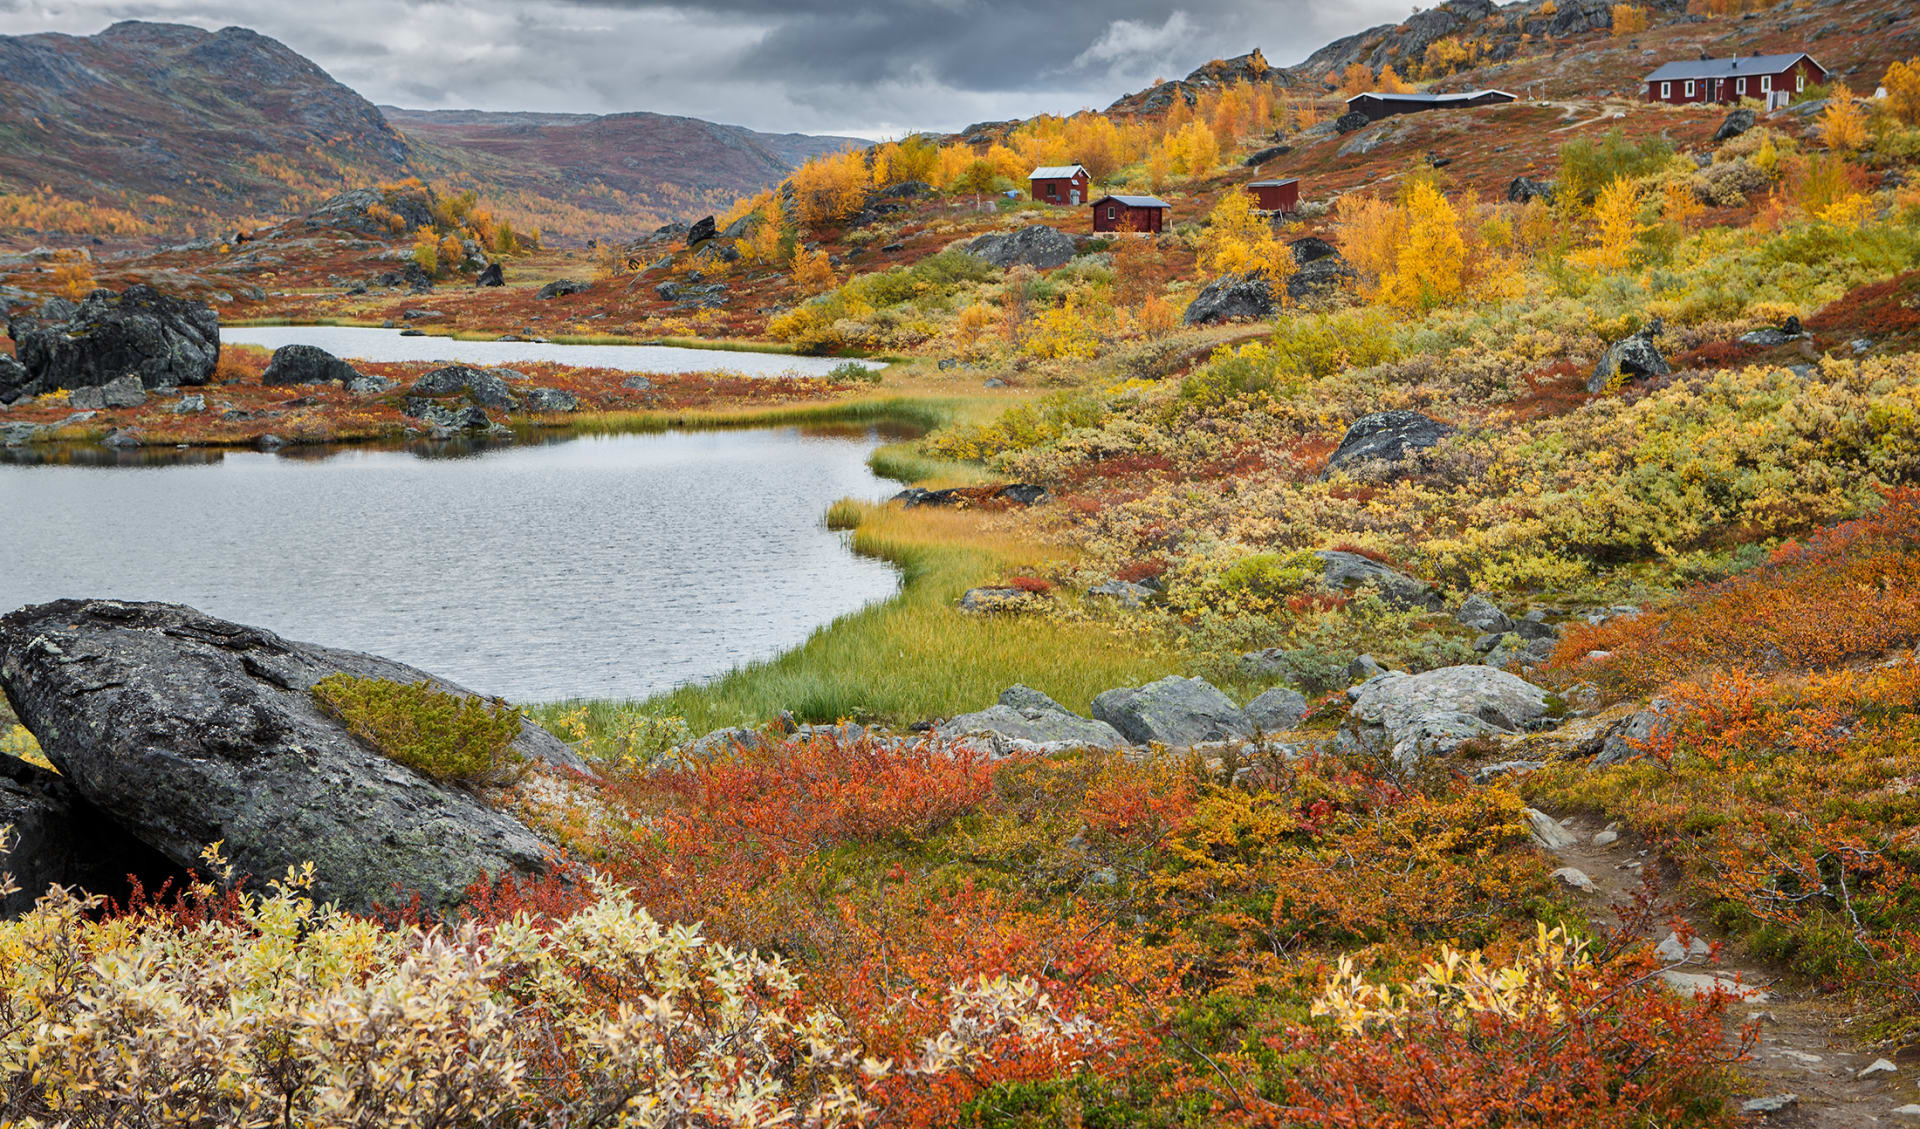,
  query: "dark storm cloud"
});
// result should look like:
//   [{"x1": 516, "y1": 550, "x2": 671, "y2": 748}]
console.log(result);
[{"x1": 4, "y1": 0, "x2": 1407, "y2": 135}]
